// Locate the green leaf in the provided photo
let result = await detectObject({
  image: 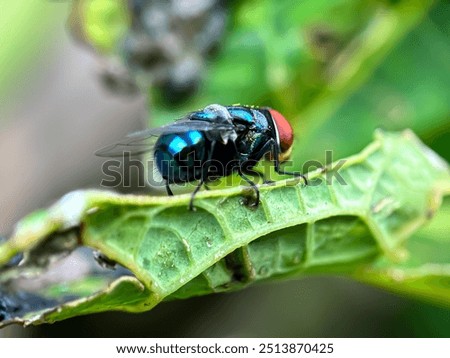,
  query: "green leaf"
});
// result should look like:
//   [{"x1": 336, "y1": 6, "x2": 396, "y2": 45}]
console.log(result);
[
  {"x1": 354, "y1": 197, "x2": 450, "y2": 307},
  {"x1": 0, "y1": 130, "x2": 448, "y2": 327}
]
